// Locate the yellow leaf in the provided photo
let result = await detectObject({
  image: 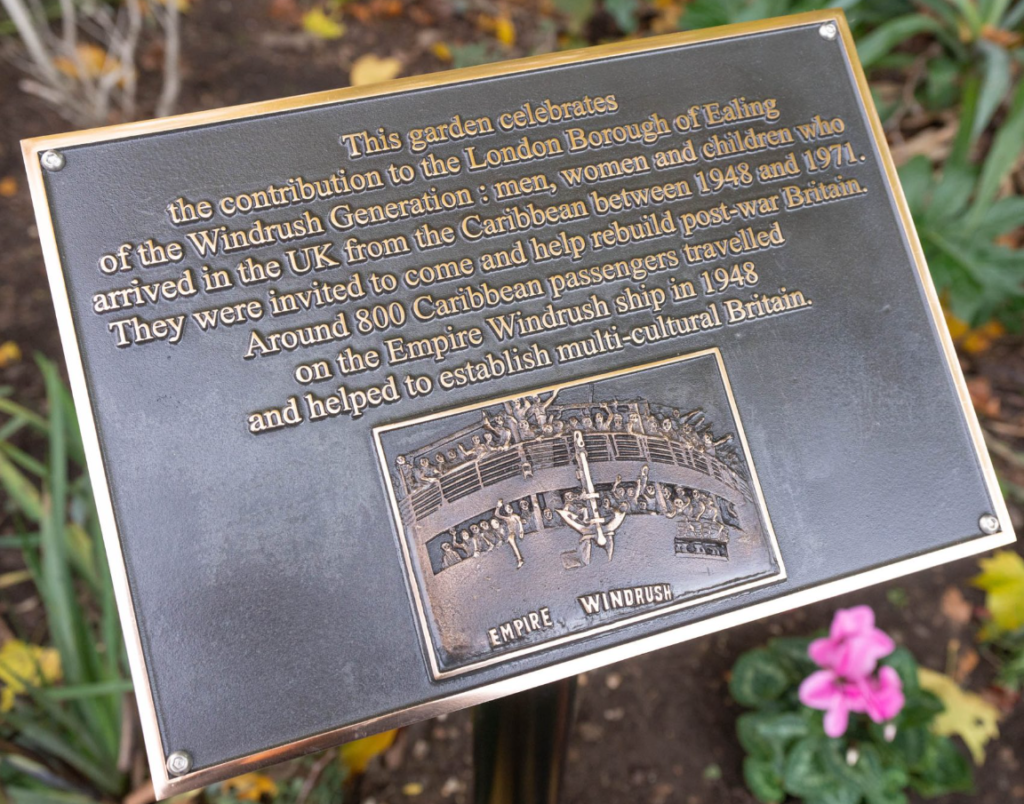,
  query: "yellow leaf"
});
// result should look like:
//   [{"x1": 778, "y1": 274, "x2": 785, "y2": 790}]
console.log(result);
[
  {"x1": 0, "y1": 640, "x2": 62, "y2": 712},
  {"x1": 962, "y1": 320, "x2": 1005, "y2": 355},
  {"x1": 339, "y1": 729, "x2": 397, "y2": 774},
  {"x1": 54, "y1": 43, "x2": 123, "y2": 80},
  {"x1": 402, "y1": 782, "x2": 424, "y2": 796},
  {"x1": 431, "y1": 42, "x2": 453, "y2": 62},
  {"x1": 221, "y1": 772, "x2": 278, "y2": 801},
  {"x1": 0, "y1": 341, "x2": 22, "y2": 368},
  {"x1": 0, "y1": 176, "x2": 17, "y2": 197},
  {"x1": 971, "y1": 550, "x2": 1024, "y2": 633},
  {"x1": 495, "y1": 15, "x2": 516, "y2": 47},
  {"x1": 350, "y1": 54, "x2": 401, "y2": 86},
  {"x1": 302, "y1": 8, "x2": 346, "y2": 40},
  {"x1": 919, "y1": 667, "x2": 1000, "y2": 765},
  {"x1": 943, "y1": 307, "x2": 970, "y2": 341}
]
